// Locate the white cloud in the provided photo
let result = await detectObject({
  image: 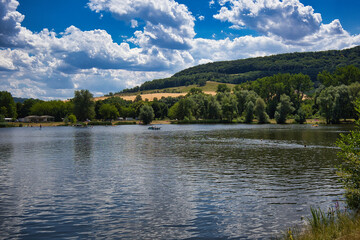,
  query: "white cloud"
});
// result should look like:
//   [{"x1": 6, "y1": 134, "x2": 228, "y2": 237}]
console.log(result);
[
  {"x1": 0, "y1": 0, "x2": 359, "y2": 100},
  {"x1": 130, "y1": 19, "x2": 138, "y2": 28},
  {"x1": 88, "y1": 0, "x2": 196, "y2": 49},
  {"x1": 0, "y1": 0, "x2": 25, "y2": 47},
  {"x1": 198, "y1": 15, "x2": 205, "y2": 21},
  {"x1": 214, "y1": 0, "x2": 322, "y2": 40}
]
